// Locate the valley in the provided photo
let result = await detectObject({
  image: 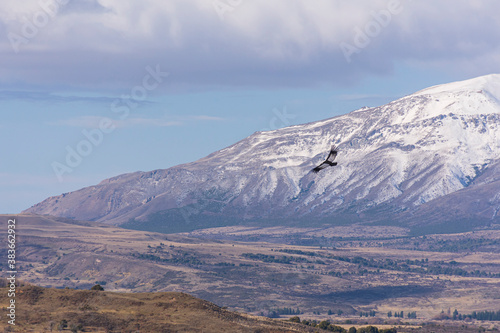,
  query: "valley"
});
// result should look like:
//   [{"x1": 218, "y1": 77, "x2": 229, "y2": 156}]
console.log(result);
[{"x1": 2, "y1": 214, "x2": 498, "y2": 331}]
